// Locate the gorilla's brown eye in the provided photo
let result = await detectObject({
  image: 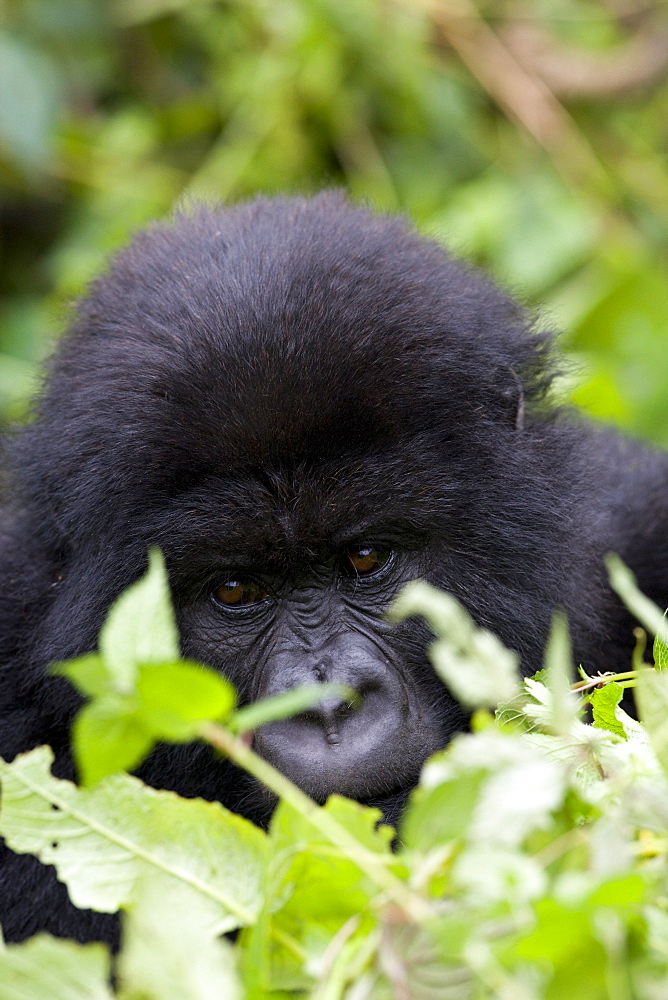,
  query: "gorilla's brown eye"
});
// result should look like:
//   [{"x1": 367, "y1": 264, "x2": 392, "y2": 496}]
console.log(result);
[
  {"x1": 345, "y1": 546, "x2": 392, "y2": 577},
  {"x1": 213, "y1": 579, "x2": 268, "y2": 608}
]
